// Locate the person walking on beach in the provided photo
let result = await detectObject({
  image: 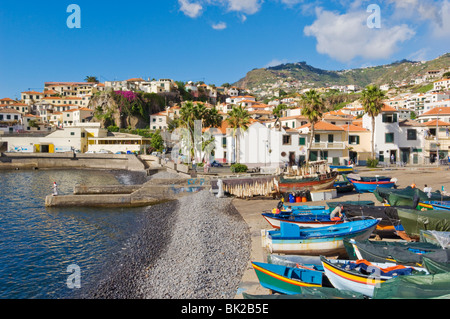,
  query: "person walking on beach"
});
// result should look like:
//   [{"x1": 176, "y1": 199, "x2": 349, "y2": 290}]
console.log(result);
[{"x1": 52, "y1": 182, "x2": 58, "y2": 196}]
